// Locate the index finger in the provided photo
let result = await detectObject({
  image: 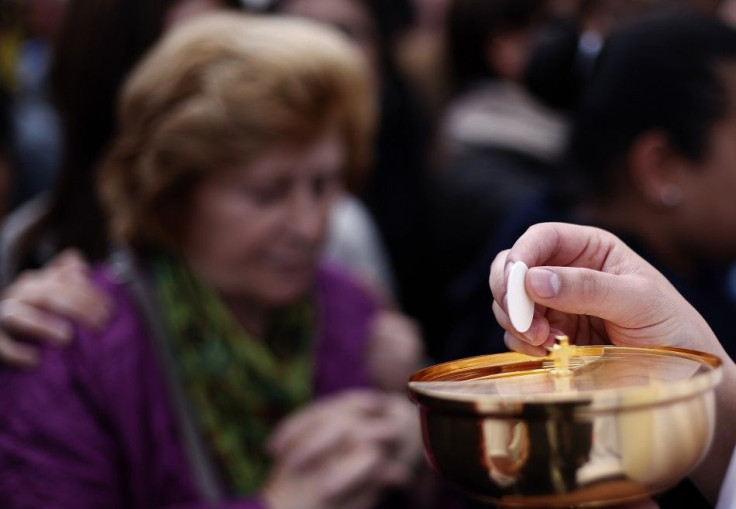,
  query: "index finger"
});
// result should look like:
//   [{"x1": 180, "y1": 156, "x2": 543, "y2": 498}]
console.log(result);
[
  {"x1": 505, "y1": 223, "x2": 619, "y2": 270},
  {"x1": 268, "y1": 390, "x2": 386, "y2": 455},
  {"x1": 489, "y1": 248, "x2": 510, "y2": 313},
  {"x1": 47, "y1": 248, "x2": 90, "y2": 273},
  {"x1": 489, "y1": 223, "x2": 623, "y2": 308}
]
